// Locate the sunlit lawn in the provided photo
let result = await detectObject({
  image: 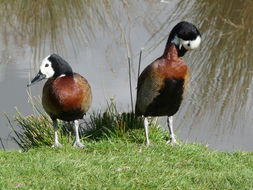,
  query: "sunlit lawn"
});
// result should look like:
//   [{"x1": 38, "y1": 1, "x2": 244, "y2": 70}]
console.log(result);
[{"x1": 1, "y1": 130, "x2": 253, "y2": 189}]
